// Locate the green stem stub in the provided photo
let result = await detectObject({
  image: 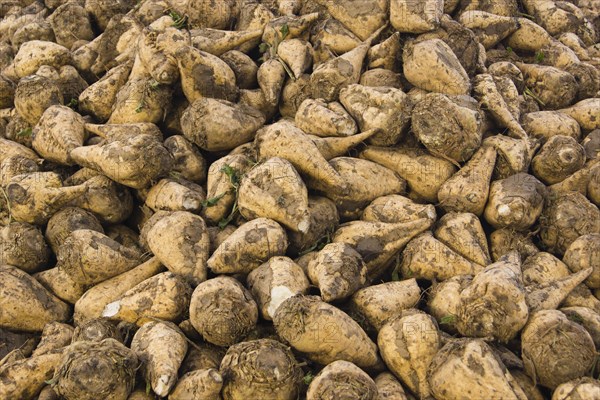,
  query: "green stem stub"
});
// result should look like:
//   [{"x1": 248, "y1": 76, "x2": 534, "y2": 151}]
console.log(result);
[
  {"x1": 440, "y1": 314, "x2": 457, "y2": 325},
  {"x1": 168, "y1": 10, "x2": 188, "y2": 29}
]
